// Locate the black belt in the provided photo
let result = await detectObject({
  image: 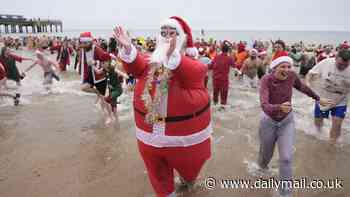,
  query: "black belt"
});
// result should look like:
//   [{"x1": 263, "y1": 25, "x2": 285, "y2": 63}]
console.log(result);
[{"x1": 134, "y1": 102, "x2": 210, "y2": 123}]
